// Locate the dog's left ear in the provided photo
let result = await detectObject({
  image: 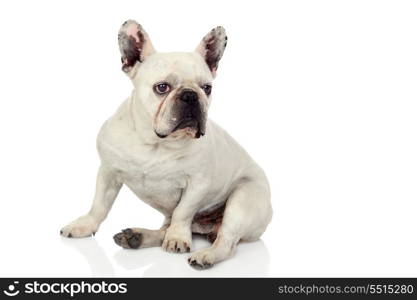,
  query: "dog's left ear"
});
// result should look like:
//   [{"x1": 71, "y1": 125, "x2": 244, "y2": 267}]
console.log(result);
[
  {"x1": 196, "y1": 26, "x2": 227, "y2": 77},
  {"x1": 118, "y1": 20, "x2": 155, "y2": 77}
]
